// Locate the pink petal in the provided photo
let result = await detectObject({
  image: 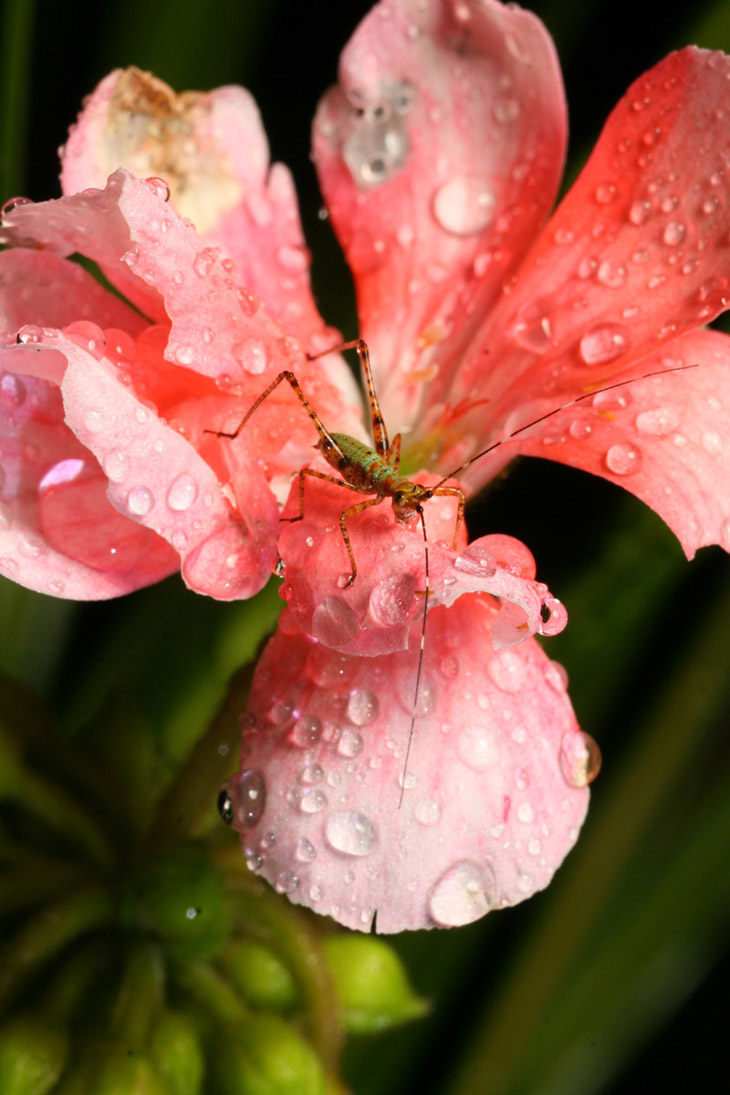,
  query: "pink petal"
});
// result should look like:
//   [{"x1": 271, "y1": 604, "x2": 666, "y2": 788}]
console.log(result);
[
  {"x1": 57, "y1": 332, "x2": 279, "y2": 599},
  {"x1": 313, "y1": 0, "x2": 566, "y2": 432},
  {"x1": 61, "y1": 69, "x2": 336, "y2": 350},
  {"x1": 276, "y1": 471, "x2": 565, "y2": 655},
  {"x1": 448, "y1": 46, "x2": 730, "y2": 475},
  {"x1": 0, "y1": 346, "x2": 177, "y2": 598},
  {"x1": 0, "y1": 249, "x2": 146, "y2": 336},
  {"x1": 225, "y1": 595, "x2": 593, "y2": 933},
  {"x1": 512, "y1": 329, "x2": 730, "y2": 559}
]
